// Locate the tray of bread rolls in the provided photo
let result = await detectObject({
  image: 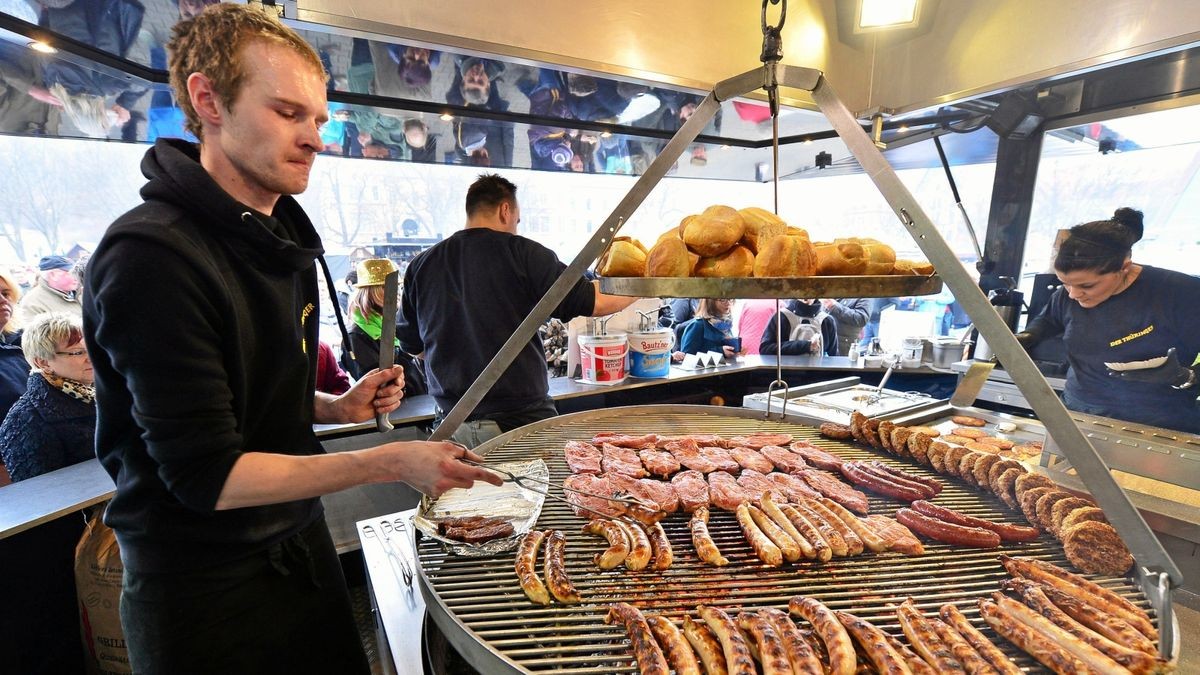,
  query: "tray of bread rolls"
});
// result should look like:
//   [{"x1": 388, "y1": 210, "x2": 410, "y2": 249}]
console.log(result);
[{"x1": 597, "y1": 205, "x2": 943, "y2": 298}]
